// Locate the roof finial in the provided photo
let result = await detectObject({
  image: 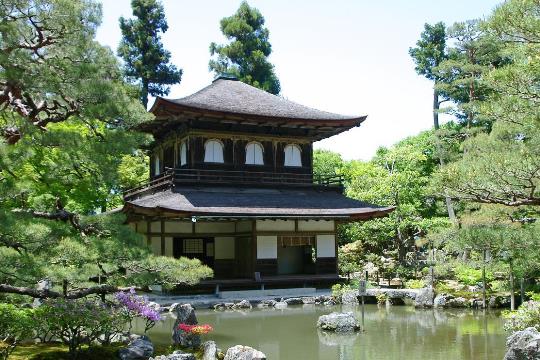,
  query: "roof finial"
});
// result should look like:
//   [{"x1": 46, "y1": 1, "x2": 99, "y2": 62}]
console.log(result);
[{"x1": 213, "y1": 72, "x2": 238, "y2": 82}]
